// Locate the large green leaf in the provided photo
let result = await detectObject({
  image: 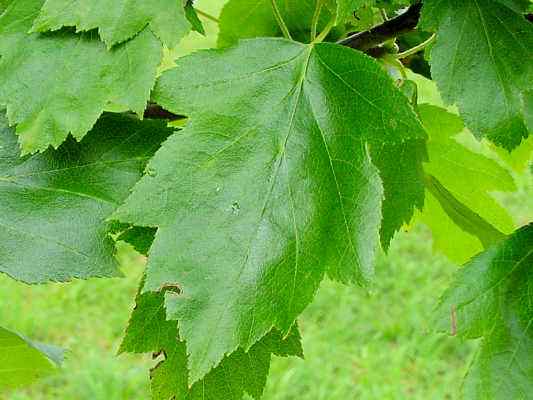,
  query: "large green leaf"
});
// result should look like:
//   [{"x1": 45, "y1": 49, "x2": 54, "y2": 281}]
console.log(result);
[
  {"x1": 434, "y1": 224, "x2": 533, "y2": 399},
  {"x1": 0, "y1": 0, "x2": 161, "y2": 154},
  {"x1": 420, "y1": 0, "x2": 533, "y2": 150},
  {"x1": 417, "y1": 105, "x2": 516, "y2": 263},
  {"x1": 0, "y1": 113, "x2": 172, "y2": 283},
  {"x1": 120, "y1": 285, "x2": 303, "y2": 400},
  {"x1": 0, "y1": 326, "x2": 63, "y2": 390},
  {"x1": 114, "y1": 38, "x2": 425, "y2": 383},
  {"x1": 31, "y1": 0, "x2": 191, "y2": 47}
]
